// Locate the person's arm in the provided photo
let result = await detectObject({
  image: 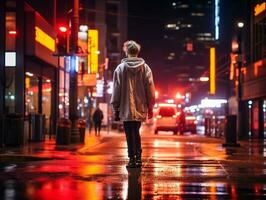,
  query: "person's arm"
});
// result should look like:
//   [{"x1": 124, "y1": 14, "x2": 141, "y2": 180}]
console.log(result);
[
  {"x1": 145, "y1": 65, "x2": 155, "y2": 119},
  {"x1": 110, "y1": 67, "x2": 121, "y2": 120}
]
